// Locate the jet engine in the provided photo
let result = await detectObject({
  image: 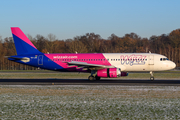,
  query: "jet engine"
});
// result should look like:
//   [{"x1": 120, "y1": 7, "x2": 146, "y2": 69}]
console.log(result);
[{"x1": 97, "y1": 68, "x2": 128, "y2": 78}]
